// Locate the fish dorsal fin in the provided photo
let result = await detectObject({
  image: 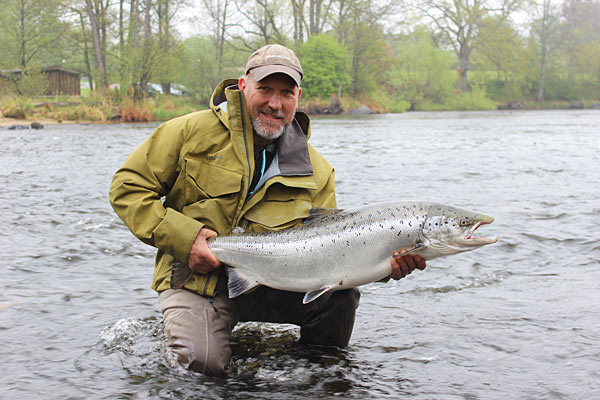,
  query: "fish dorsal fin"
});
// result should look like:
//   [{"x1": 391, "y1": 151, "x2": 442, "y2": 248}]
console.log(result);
[
  {"x1": 227, "y1": 267, "x2": 261, "y2": 298},
  {"x1": 302, "y1": 285, "x2": 335, "y2": 304},
  {"x1": 231, "y1": 226, "x2": 246, "y2": 235},
  {"x1": 305, "y1": 207, "x2": 343, "y2": 224}
]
